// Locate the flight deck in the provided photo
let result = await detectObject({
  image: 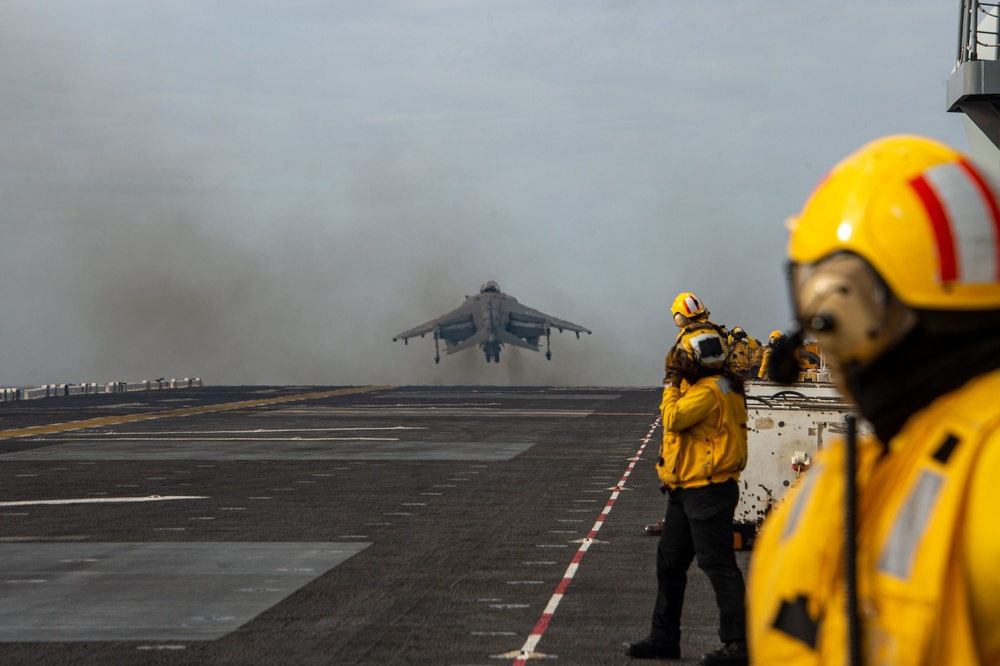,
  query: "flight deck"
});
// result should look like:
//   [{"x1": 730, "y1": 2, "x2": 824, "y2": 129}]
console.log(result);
[{"x1": 0, "y1": 385, "x2": 749, "y2": 665}]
